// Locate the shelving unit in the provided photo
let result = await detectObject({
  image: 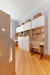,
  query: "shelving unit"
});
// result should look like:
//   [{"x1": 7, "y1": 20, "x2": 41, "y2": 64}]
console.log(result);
[
  {"x1": 31, "y1": 25, "x2": 45, "y2": 53},
  {"x1": 16, "y1": 15, "x2": 45, "y2": 53}
]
